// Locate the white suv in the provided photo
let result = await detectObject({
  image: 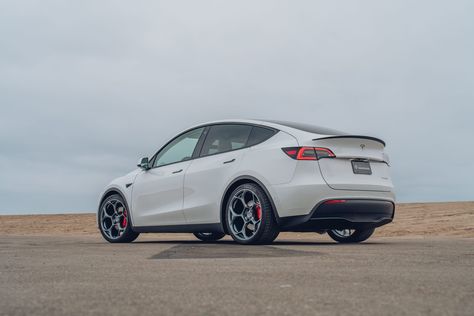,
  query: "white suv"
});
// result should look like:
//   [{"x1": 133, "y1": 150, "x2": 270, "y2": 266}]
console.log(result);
[{"x1": 98, "y1": 119, "x2": 395, "y2": 244}]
